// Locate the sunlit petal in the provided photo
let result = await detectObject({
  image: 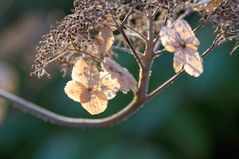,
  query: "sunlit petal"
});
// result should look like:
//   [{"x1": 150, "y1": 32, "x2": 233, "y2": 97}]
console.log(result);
[
  {"x1": 64, "y1": 81, "x2": 87, "y2": 103},
  {"x1": 102, "y1": 58, "x2": 137, "y2": 93},
  {"x1": 99, "y1": 71, "x2": 120, "y2": 100},
  {"x1": 160, "y1": 26, "x2": 179, "y2": 52},
  {"x1": 71, "y1": 59, "x2": 100, "y2": 87},
  {"x1": 173, "y1": 19, "x2": 200, "y2": 47},
  {"x1": 81, "y1": 90, "x2": 108, "y2": 115},
  {"x1": 173, "y1": 48, "x2": 185, "y2": 73},
  {"x1": 184, "y1": 48, "x2": 203, "y2": 77}
]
